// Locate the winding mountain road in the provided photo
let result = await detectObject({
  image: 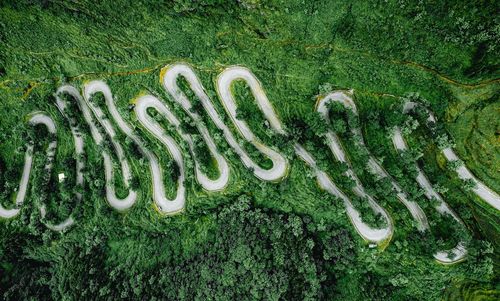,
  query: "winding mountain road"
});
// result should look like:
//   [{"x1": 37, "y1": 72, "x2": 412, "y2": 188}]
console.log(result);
[
  {"x1": 1, "y1": 63, "x2": 498, "y2": 261},
  {"x1": 0, "y1": 111, "x2": 79, "y2": 231},
  {"x1": 401, "y1": 101, "x2": 499, "y2": 211},
  {"x1": 316, "y1": 91, "x2": 466, "y2": 263},
  {"x1": 161, "y1": 64, "x2": 289, "y2": 182}
]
